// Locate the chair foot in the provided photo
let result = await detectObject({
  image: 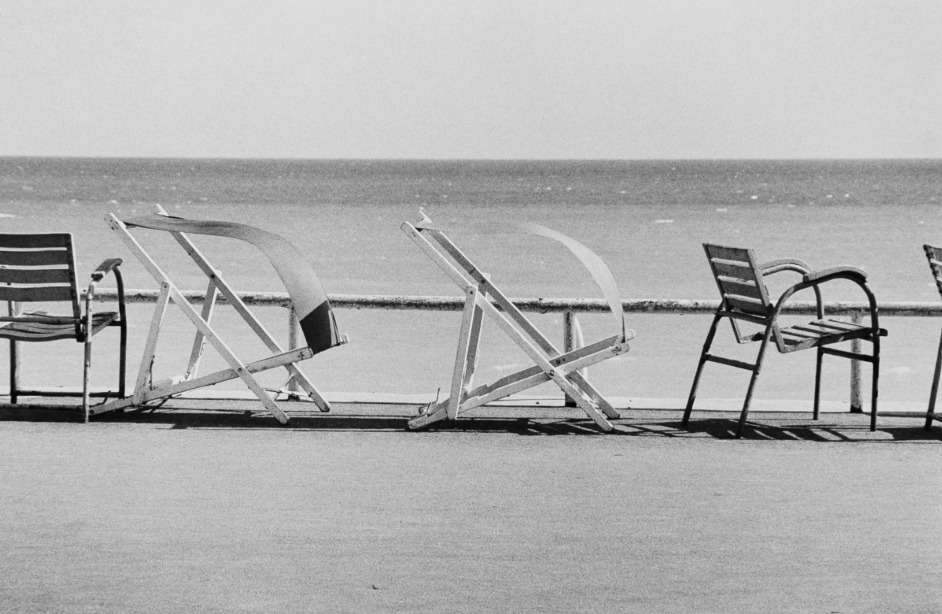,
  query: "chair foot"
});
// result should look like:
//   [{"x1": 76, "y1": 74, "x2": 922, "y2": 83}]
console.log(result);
[{"x1": 407, "y1": 403, "x2": 449, "y2": 431}]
